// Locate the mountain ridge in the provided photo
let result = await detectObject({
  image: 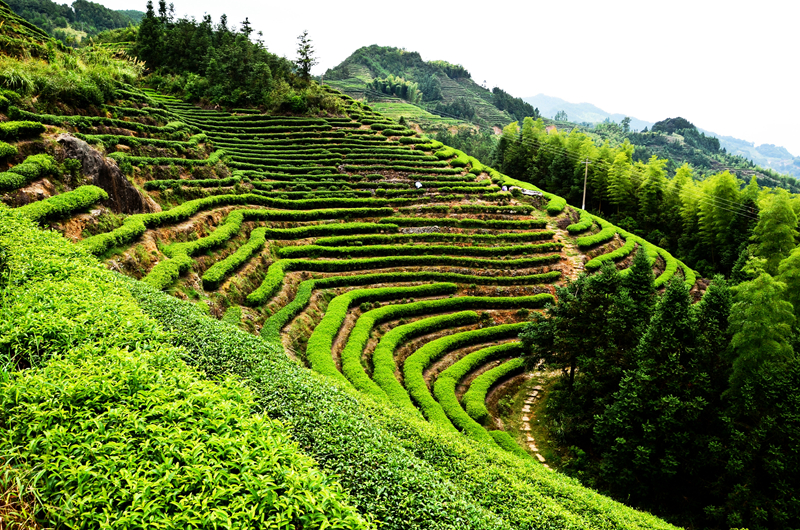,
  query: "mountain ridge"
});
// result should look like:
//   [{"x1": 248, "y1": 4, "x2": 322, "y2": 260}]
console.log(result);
[{"x1": 525, "y1": 92, "x2": 800, "y2": 177}]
